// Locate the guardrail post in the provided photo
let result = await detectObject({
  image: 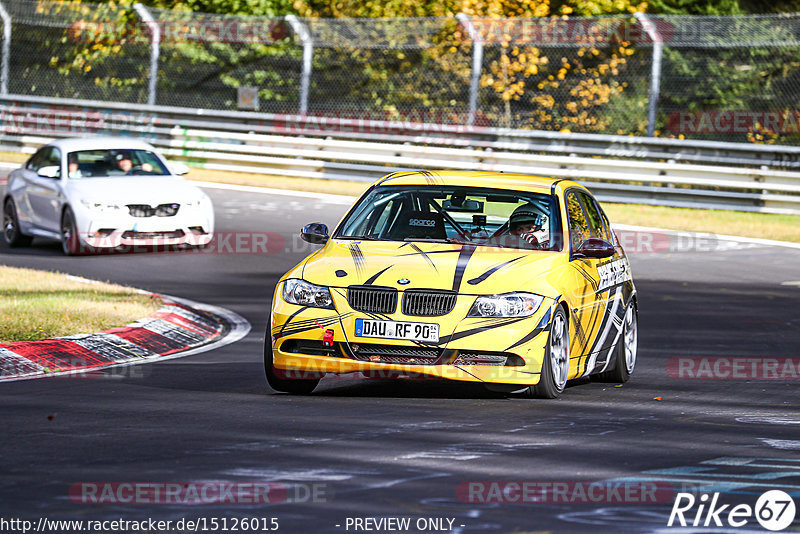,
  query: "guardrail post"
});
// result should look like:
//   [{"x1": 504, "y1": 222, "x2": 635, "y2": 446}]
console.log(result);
[
  {"x1": 0, "y1": 2, "x2": 11, "y2": 95},
  {"x1": 286, "y1": 15, "x2": 313, "y2": 115},
  {"x1": 456, "y1": 14, "x2": 484, "y2": 127},
  {"x1": 133, "y1": 3, "x2": 160, "y2": 106},
  {"x1": 635, "y1": 12, "x2": 663, "y2": 137}
]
